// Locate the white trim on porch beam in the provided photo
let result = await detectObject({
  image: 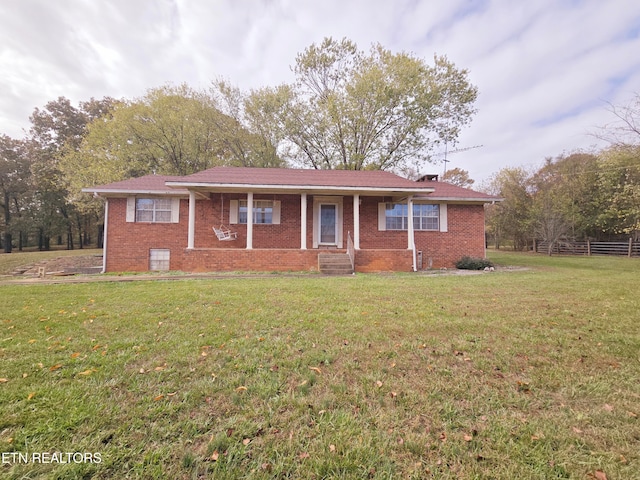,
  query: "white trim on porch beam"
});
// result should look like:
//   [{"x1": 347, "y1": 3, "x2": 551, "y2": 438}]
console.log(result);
[
  {"x1": 246, "y1": 192, "x2": 253, "y2": 249},
  {"x1": 187, "y1": 190, "x2": 196, "y2": 249},
  {"x1": 300, "y1": 193, "x2": 307, "y2": 250}
]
